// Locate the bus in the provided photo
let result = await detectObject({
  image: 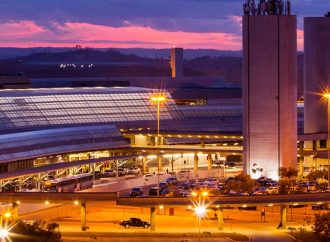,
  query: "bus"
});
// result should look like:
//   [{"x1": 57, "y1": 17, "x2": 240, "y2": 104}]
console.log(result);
[{"x1": 43, "y1": 173, "x2": 93, "y2": 192}]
